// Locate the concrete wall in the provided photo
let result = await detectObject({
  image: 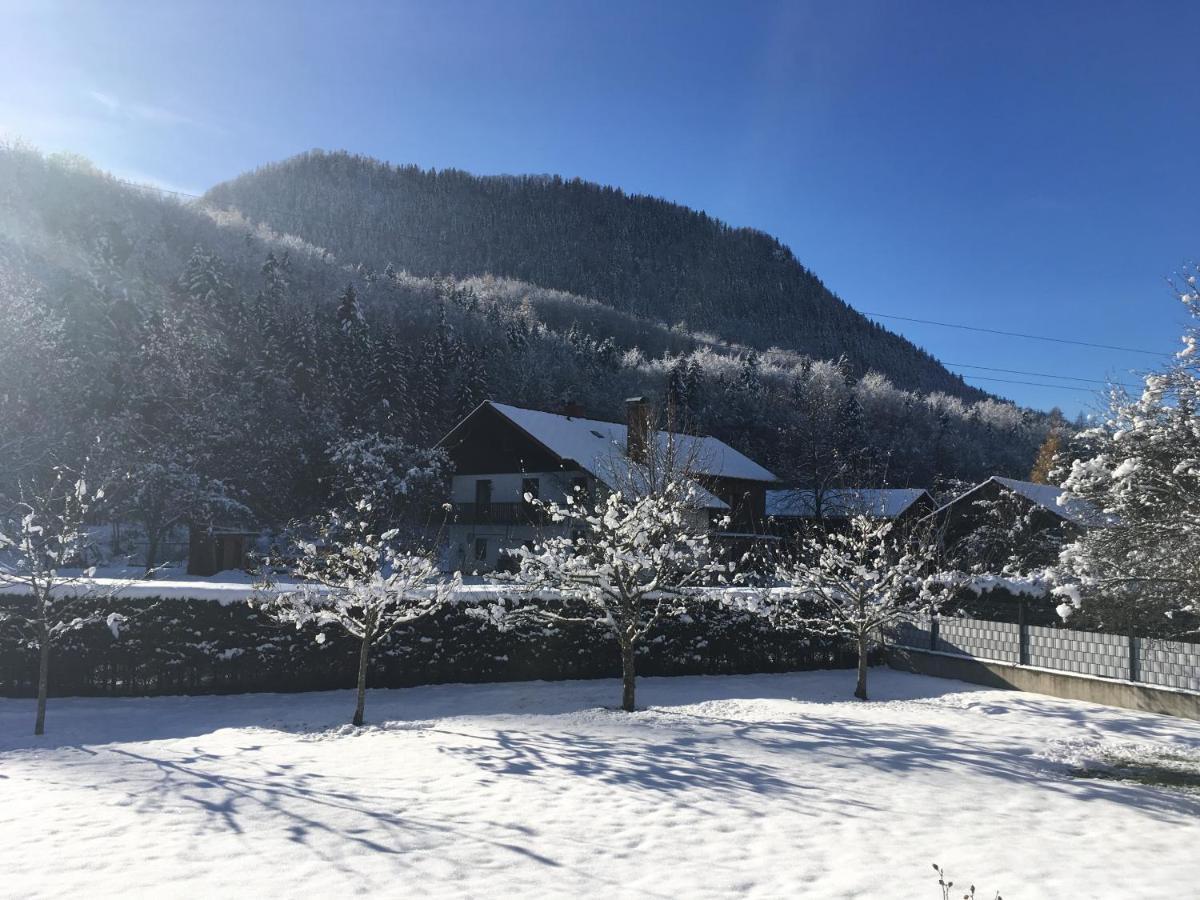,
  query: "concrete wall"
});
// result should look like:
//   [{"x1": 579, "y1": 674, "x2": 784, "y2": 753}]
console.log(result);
[{"x1": 886, "y1": 645, "x2": 1200, "y2": 721}]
